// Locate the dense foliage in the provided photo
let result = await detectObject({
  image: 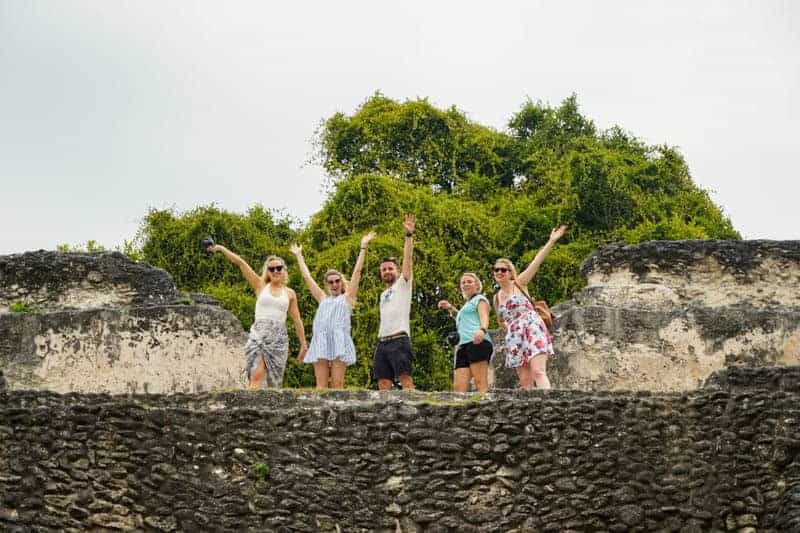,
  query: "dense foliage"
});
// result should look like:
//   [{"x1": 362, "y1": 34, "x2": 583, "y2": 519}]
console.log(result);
[{"x1": 136, "y1": 94, "x2": 739, "y2": 390}]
